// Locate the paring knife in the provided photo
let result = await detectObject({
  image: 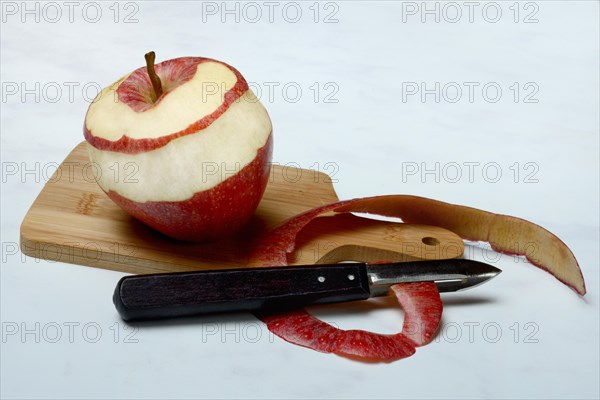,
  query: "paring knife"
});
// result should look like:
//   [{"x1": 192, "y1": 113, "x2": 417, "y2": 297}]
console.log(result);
[{"x1": 113, "y1": 259, "x2": 501, "y2": 321}]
